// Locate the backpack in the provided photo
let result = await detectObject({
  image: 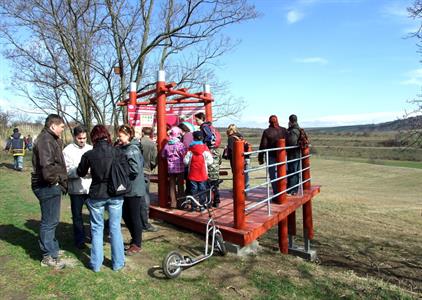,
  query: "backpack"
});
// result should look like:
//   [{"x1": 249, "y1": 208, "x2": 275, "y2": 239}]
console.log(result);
[
  {"x1": 298, "y1": 128, "x2": 310, "y2": 150},
  {"x1": 202, "y1": 123, "x2": 221, "y2": 148},
  {"x1": 108, "y1": 148, "x2": 131, "y2": 196}
]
